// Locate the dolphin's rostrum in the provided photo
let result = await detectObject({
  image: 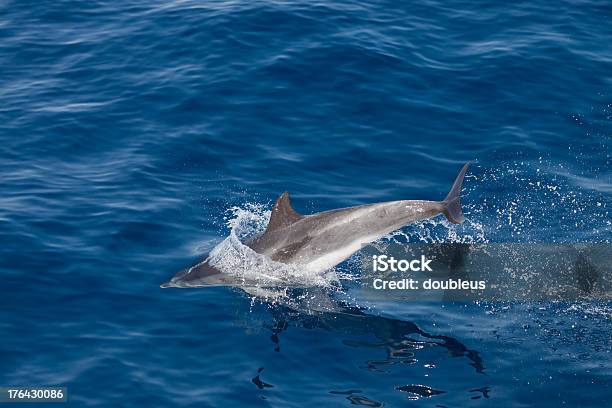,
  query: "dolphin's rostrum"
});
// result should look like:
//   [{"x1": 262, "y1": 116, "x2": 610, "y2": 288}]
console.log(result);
[{"x1": 161, "y1": 163, "x2": 470, "y2": 288}]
